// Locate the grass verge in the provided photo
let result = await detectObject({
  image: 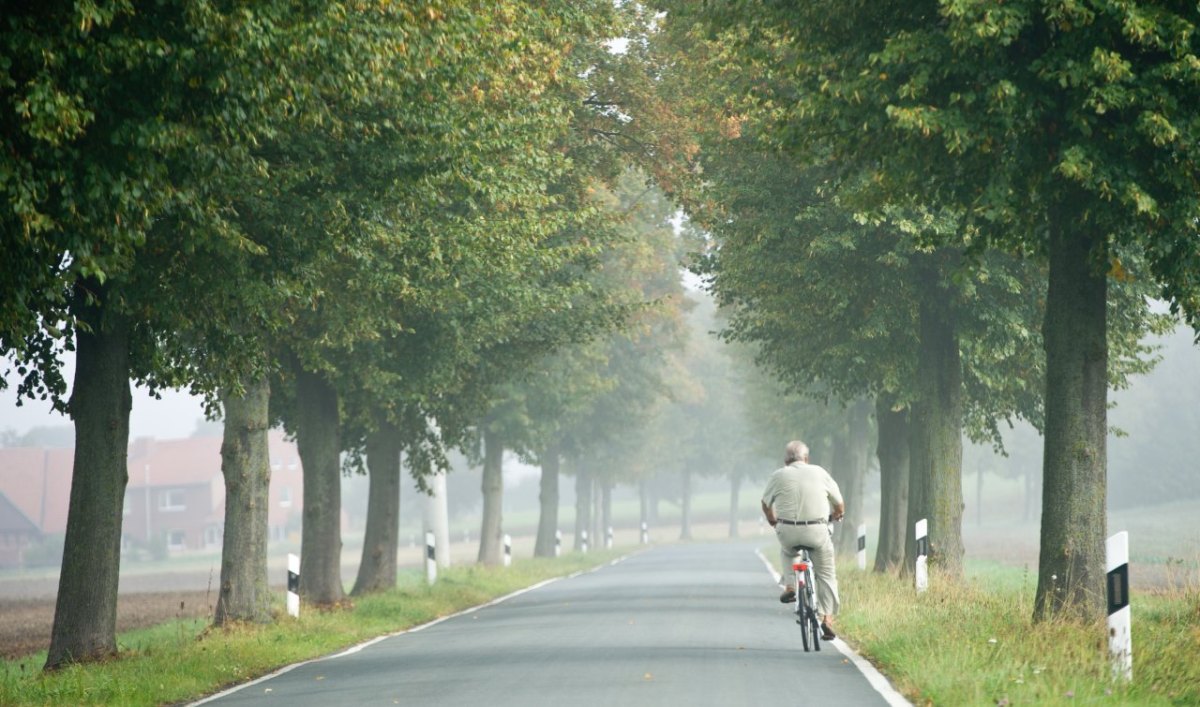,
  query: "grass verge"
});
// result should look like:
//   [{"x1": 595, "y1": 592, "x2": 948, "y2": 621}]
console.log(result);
[
  {"x1": 837, "y1": 560, "x2": 1200, "y2": 706},
  {"x1": 0, "y1": 550, "x2": 625, "y2": 706}
]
